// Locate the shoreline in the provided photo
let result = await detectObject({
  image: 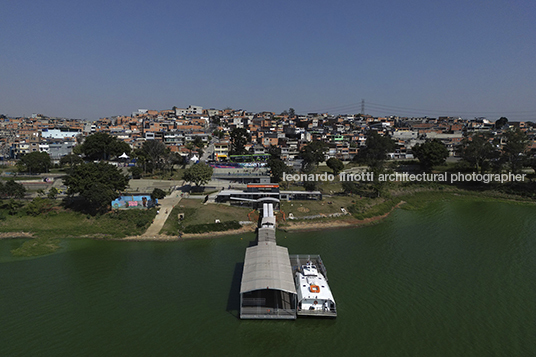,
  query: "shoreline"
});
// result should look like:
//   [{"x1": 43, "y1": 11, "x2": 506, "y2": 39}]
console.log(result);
[
  {"x1": 0, "y1": 202, "x2": 404, "y2": 242},
  {"x1": 2, "y1": 188, "x2": 534, "y2": 242},
  {"x1": 120, "y1": 224, "x2": 258, "y2": 241},
  {"x1": 278, "y1": 200, "x2": 406, "y2": 233},
  {"x1": 110, "y1": 200, "x2": 406, "y2": 240}
]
